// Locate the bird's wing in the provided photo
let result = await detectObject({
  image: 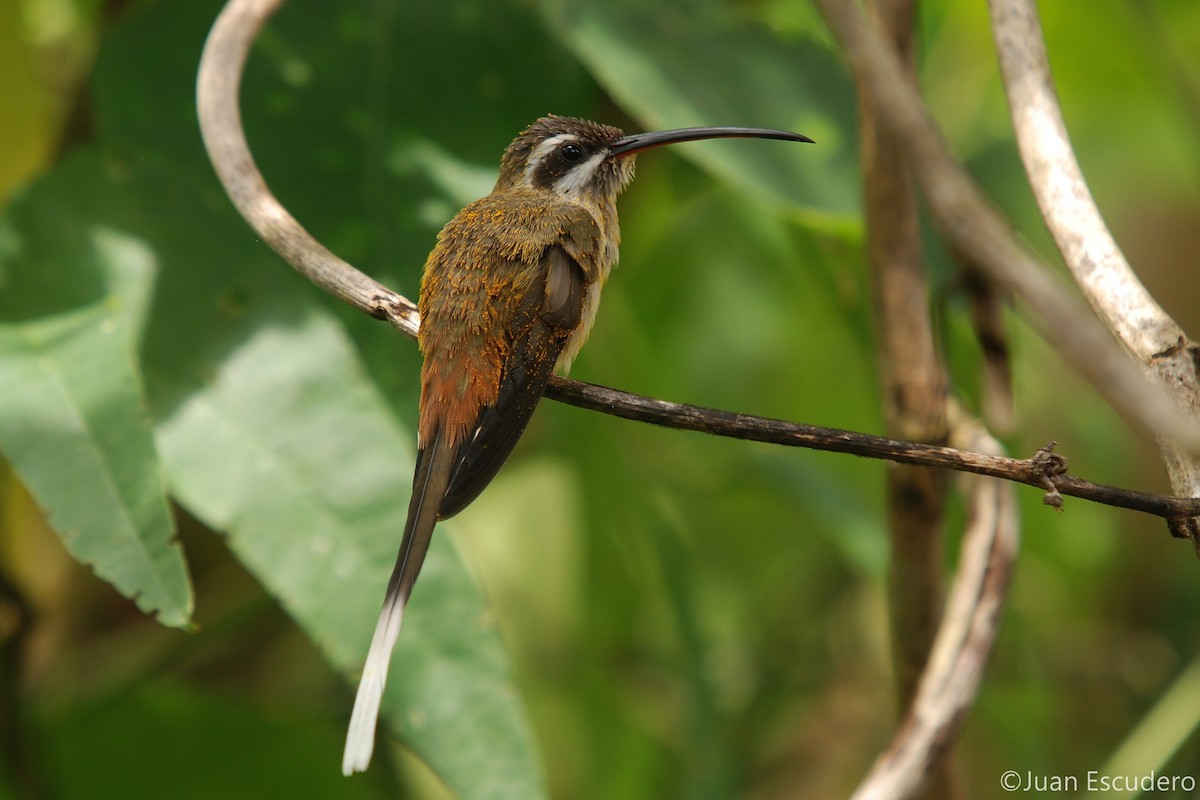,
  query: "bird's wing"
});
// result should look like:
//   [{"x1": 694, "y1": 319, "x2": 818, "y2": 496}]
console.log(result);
[{"x1": 437, "y1": 243, "x2": 586, "y2": 518}]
